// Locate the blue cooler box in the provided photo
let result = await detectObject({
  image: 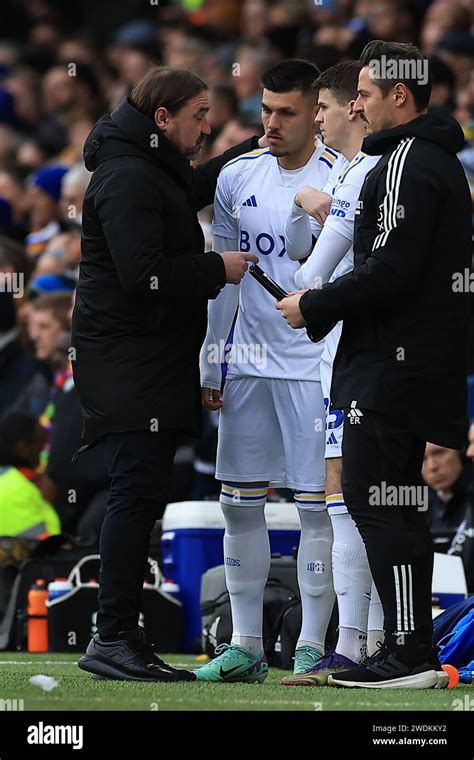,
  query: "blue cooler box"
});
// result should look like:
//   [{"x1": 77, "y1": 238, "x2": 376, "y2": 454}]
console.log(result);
[{"x1": 161, "y1": 501, "x2": 300, "y2": 652}]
